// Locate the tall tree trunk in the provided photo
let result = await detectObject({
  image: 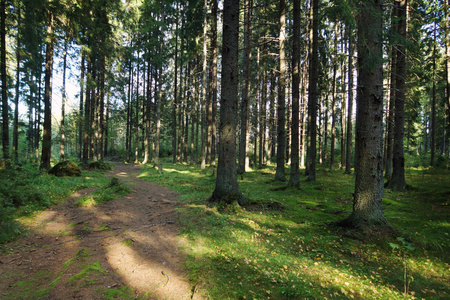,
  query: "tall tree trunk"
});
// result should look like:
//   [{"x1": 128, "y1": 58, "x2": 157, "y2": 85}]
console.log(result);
[
  {"x1": 208, "y1": 0, "x2": 243, "y2": 204},
  {"x1": 60, "y1": 39, "x2": 68, "y2": 161},
  {"x1": 40, "y1": 14, "x2": 54, "y2": 171},
  {"x1": 330, "y1": 22, "x2": 338, "y2": 170},
  {"x1": 430, "y1": 21, "x2": 437, "y2": 166},
  {"x1": 78, "y1": 52, "x2": 85, "y2": 160},
  {"x1": 238, "y1": 0, "x2": 252, "y2": 175},
  {"x1": 339, "y1": 0, "x2": 391, "y2": 231},
  {"x1": 98, "y1": 56, "x2": 105, "y2": 162},
  {"x1": 387, "y1": 0, "x2": 407, "y2": 191},
  {"x1": 288, "y1": 0, "x2": 301, "y2": 188},
  {"x1": 1, "y1": 0, "x2": 9, "y2": 161},
  {"x1": 134, "y1": 57, "x2": 140, "y2": 163},
  {"x1": 275, "y1": 0, "x2": 287, "y2": 182},
  {"x1": 172, "y1": 2, "x2": 179, "y2": 163},
  {"x1": 446, "y1": 0, "x2": 450, "y2": 148},
  {"x1": 143, "y1": 60, "x2": 152, "y2": 164},
  {"x1": 125, "y1": 59, "x2": 132, "y2": 163},
  {"x1": 340, "y1": 29, "x2": 347, "y2": 169},
  {"x1": 104, "y1": 91, "x2": 110, "y2": 157},
  {"x1": 13, "y1": 2, "x2": 20, "y2": 163},
  {"x1": 307, "y1": 0, "x2": 319, "y2": 181},
  {"x1": 345, "y1": 27, "x2": 354, "y2": 174},
  {"x1": 210, "y1": 0, "x2": 218, "y2": 166},
  {"x1": 385, "y1": 12, "x2": 397, "y2": 178},
  {"x1": 200, "y1": 0, "x2": 208, "y2": 169}
]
